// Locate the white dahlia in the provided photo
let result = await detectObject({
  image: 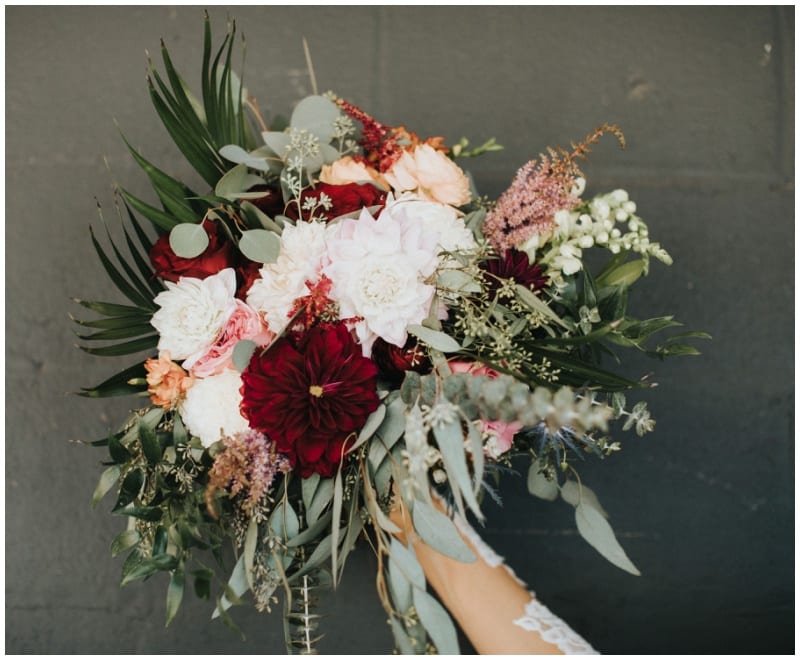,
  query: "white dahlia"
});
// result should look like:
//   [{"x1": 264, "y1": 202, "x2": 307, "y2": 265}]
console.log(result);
[
  {"x1": 178, "y1": 369, "x2": 250, "y2": 447},
  {"x1": 150, "y1": 268, "x2": 238, "y2": 370},
  {"x1": 384, "y1": 193, "x2": 477, "y2": 255},
  {"x1": 324, "y1": 205, "x2": 439, "y2": 356}
]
